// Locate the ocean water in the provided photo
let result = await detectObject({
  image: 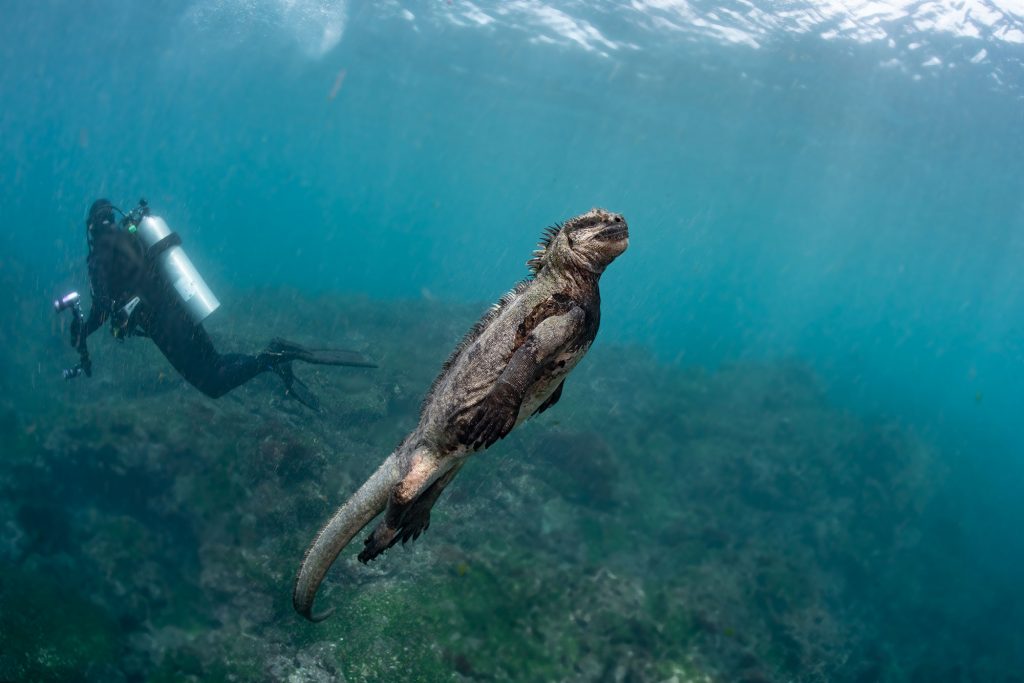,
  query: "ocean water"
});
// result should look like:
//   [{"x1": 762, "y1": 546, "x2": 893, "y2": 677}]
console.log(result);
[{"x1": 2, "y1": 1, "x2": 1023, "y2": 681}]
